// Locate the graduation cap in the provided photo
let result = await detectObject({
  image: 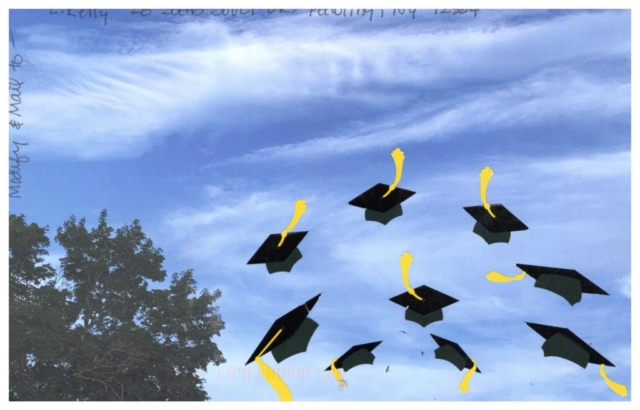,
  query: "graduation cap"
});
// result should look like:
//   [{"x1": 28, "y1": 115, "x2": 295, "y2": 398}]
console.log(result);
[
  {"x1": 247, "y1": 199, "x2": 307, "y2": 273},
  {"x1": 349, "y1": 148, "x2": 415, "y2": 225},
  {"x1": 389, "y1": 252, "x2": 458, "y2": 327},
  {"x1": 526, "y1": 322, "x2": 628, "y2": 397},
  {"x1": 431, "y1": 334, "x2": 480, "y2": 393},
  {"x1": 326, "y1": 341, "x2": 383, "y2": 390},
  {"x1": 486, "y1": 264, "x2": 608, "y2": 306},
  {"x1": 246, "y1": 293, "x2": 322, "y2": 401},
  {"x1": 463, "y1": 166, "x2": 528, "y2": 244}
]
